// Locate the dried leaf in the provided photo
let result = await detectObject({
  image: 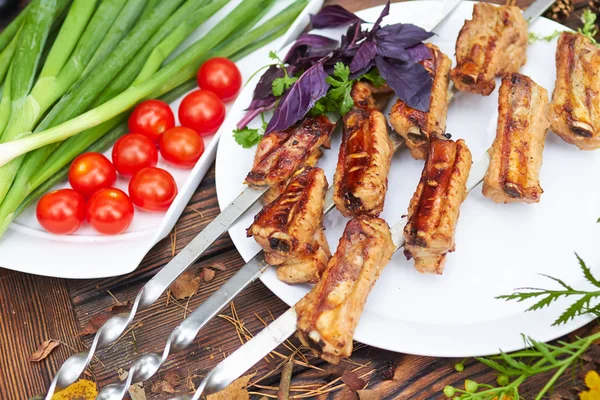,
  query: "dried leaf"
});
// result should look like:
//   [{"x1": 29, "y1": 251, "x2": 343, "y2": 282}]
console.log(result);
[
  {"x1": 379, "y1": 360, "x2": 395, "y2": 381},
  {"x1": 207, "y1": 373, "x2": 255, "y2": 400},
  {"x1": 581, "y1": 344, "x2": 600, "y2": 362},
  {"x1": 170, "y1": 271, "x2": 201, "y2": 300},
  {"x1": 341, "y1": 369, "x2": 366, "y2": 392},
  {"x1": 118, "y1": 368, "x2": 147, "y2": 400},
  {"x1": 202, "y1": 268, "x2": 215, "y2": 282},
  {"x1": 151, "y1": 371, "x2": 180, "y2": 394},
  {"x1": 80, "y1": 302, "x2": 131, "y2": 336},
  {"x1": 358, "y1": 389, "x2": 383, "y2": 400},
  {"x1": 211, "y1": 262, "x2": 226, "y2": 271},
  {"x1": 29, "y1": 339, "x2": 60, "y2": 362},
  {"x1": 51, "y1": 379, "x2": 98, "y2": 400}
]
